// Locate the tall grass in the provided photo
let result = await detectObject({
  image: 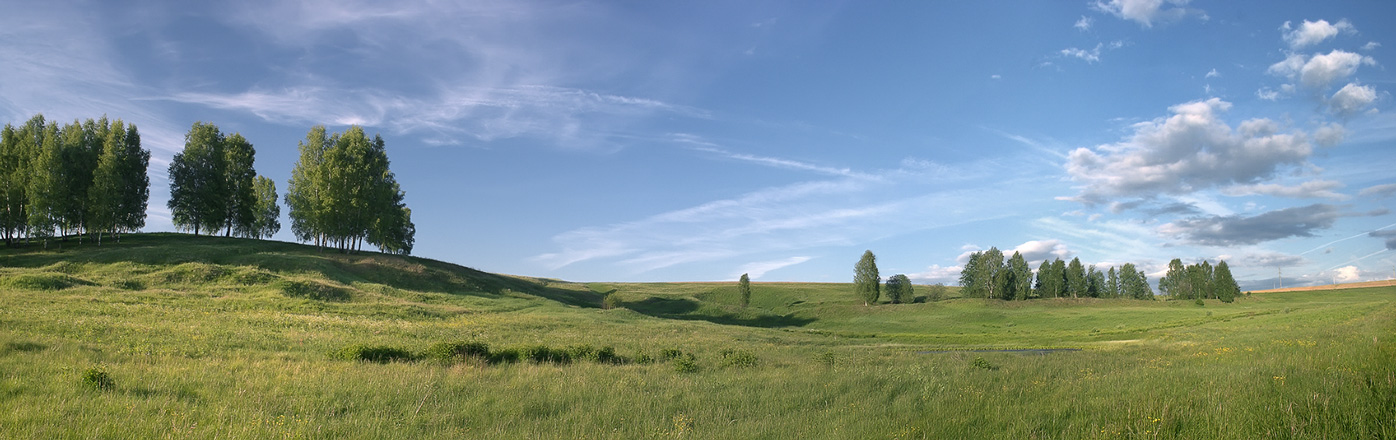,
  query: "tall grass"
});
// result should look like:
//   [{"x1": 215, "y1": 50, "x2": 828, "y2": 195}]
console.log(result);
[{"x1": 0, "y1": 234, "x2": 1390, "y2": 438}]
